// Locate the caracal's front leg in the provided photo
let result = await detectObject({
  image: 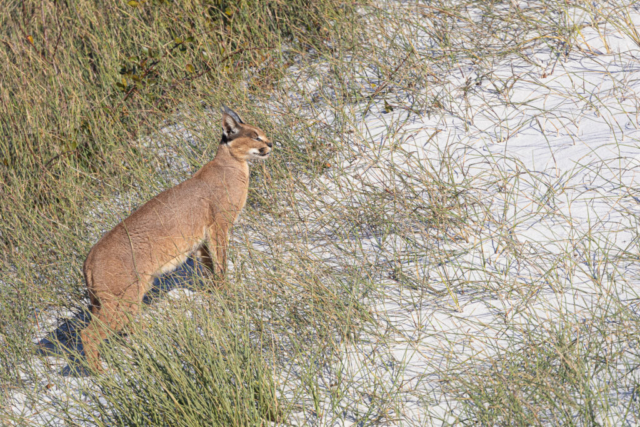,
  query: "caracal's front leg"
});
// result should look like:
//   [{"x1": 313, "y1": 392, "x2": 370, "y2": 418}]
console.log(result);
[
  {"x1": 211, "y1": 223, "x2": 229, "y2": 282},
  {"x1": 197, "y1": 225, "x2": 229, "y2": 286},
  {"x1": 196, "y1": 244, "x2": 216, "y2": 277}
]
